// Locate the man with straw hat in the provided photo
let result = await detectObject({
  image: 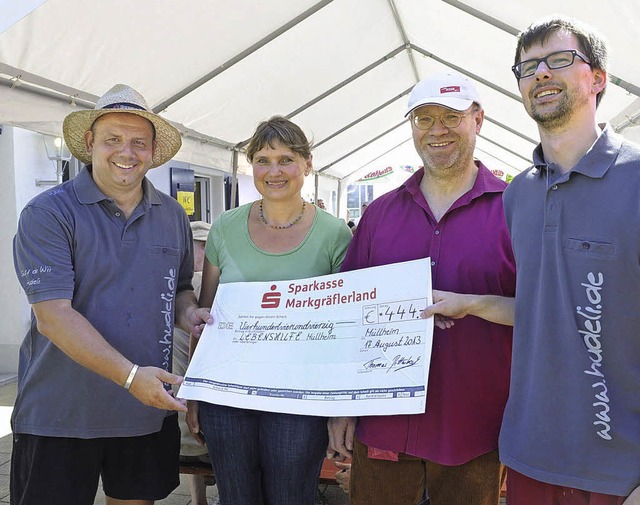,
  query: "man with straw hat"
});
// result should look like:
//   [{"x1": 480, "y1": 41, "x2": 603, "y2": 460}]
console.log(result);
[{"x1": 12, "y1": 84, "x2": 207, "y2": 505}]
